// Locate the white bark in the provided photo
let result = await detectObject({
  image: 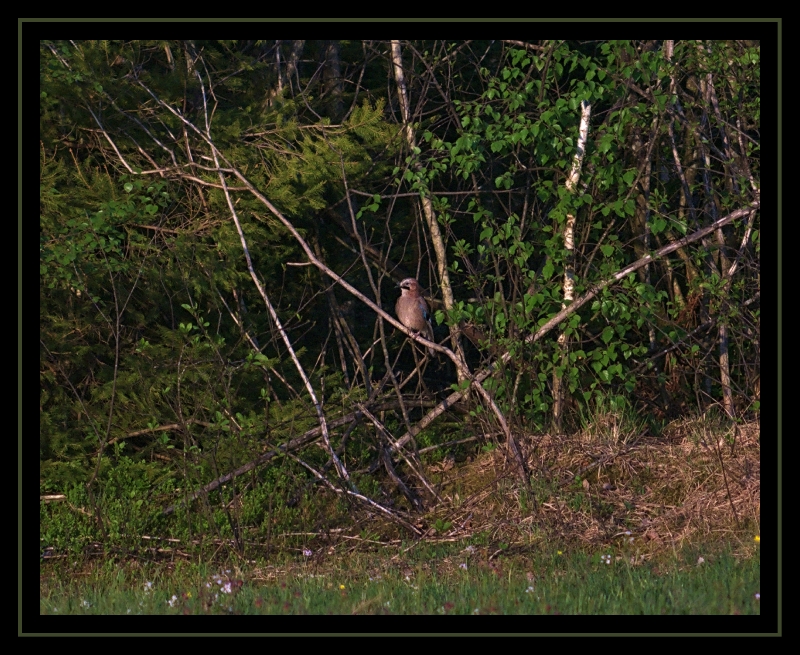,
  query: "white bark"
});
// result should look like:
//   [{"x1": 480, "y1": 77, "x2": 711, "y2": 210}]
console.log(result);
[
  {"x1": 390, "y1": 40, "x2": 468, "y2": 382},
  {"x1": 553, "y1": 100, "x2": 591, "y2": 430}
]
